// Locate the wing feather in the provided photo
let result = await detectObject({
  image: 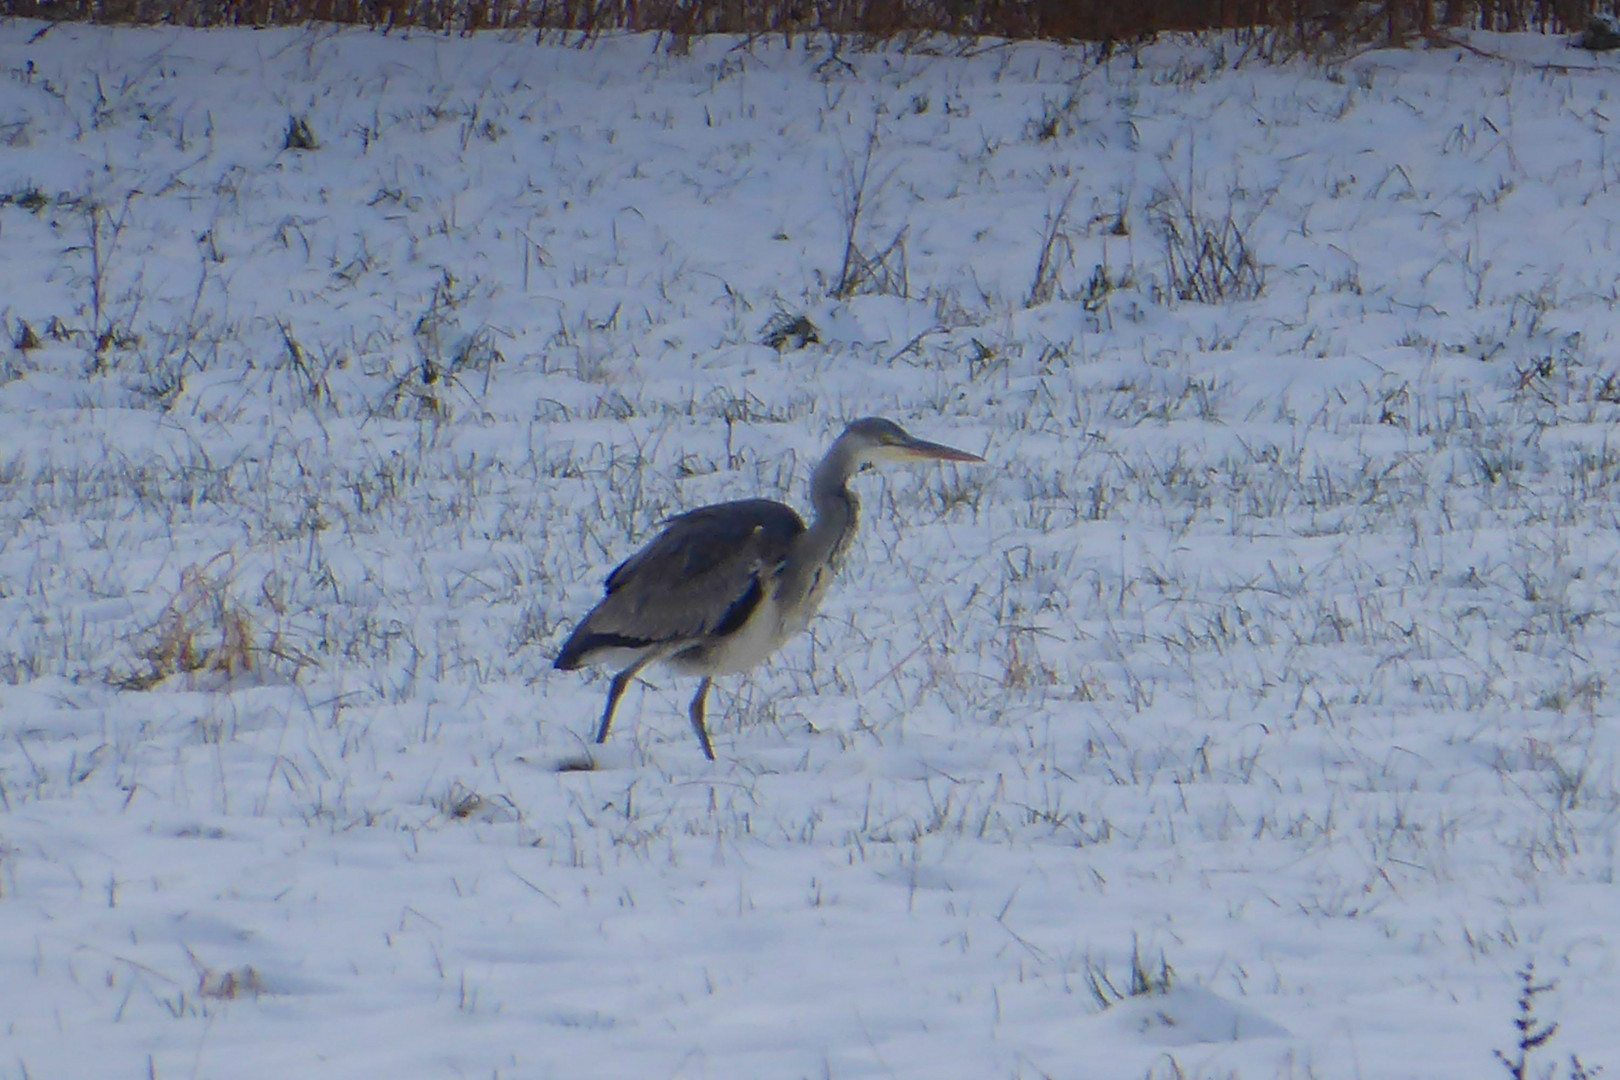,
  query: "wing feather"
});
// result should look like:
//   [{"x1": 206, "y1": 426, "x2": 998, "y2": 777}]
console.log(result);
[{"x1": 554, "y1": 499, "x2": 804, "y2": 669}]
